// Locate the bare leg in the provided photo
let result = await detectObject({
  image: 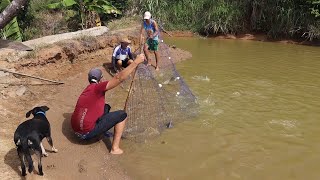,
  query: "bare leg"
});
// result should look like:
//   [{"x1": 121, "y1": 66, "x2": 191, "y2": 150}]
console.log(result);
[
  {"x1": 116, "y1": 60, "x2": 122, "y2": 72},
  {"x1": 128, "y1": 59, "x2": 134, "y2": 65},
  {"x1": 110, "y1": 118, "x2": 127, "y2": 155},
  {"x1": 154, "y1": 51, "x2": 160, "y2": 71},
  {"x1": 40, "y1": 142, "x2": 48, "y2": 157},
  {"x1": 143, "y1": 44, "x2": 151, "y2": 65}
]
